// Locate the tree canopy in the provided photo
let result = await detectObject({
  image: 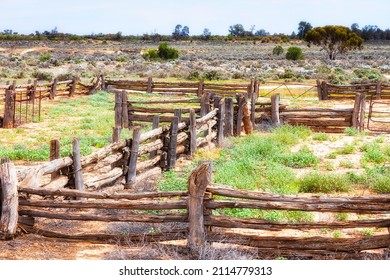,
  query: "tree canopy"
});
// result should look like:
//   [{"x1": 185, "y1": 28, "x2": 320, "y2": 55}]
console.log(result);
[{"x1": 304, "y1": 25, "x2": 364, "y2": 60}]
